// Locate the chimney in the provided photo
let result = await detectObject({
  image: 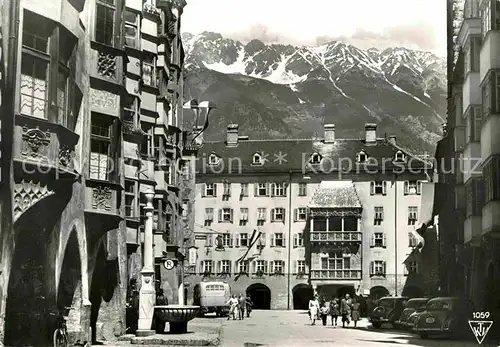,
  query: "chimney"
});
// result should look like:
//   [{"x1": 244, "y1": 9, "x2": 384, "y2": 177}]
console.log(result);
[
  {"x1": 193, "y1": 125, "x2": 204, "y2": 145},
  {"x1": 389, "y1": 135, "x2": 396, "y2": 146},
  {"x1": 226, "y1": 124, "x2": 239, "y2": 147},
  {"x1": 365, "y1": 123, "x2": 377, "y2": 145},
  {"x1": 324, "y1": 124, "x2": 335, "y2": 143}
]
